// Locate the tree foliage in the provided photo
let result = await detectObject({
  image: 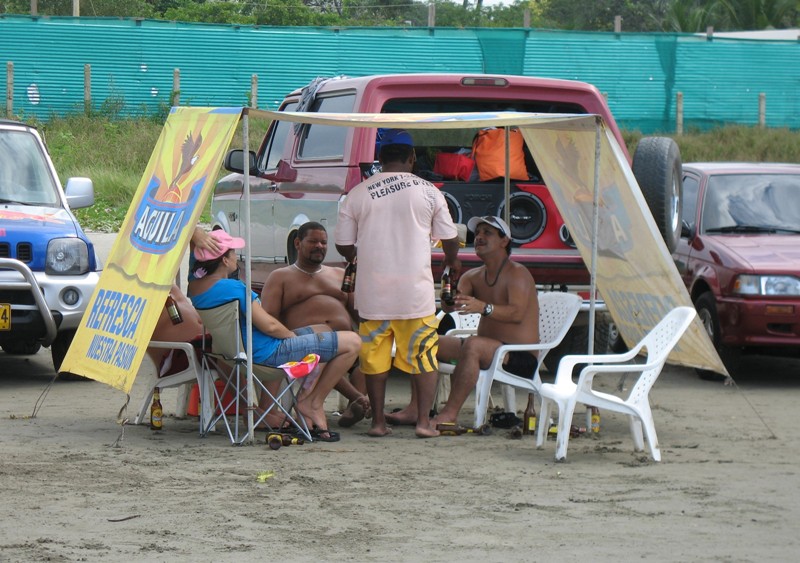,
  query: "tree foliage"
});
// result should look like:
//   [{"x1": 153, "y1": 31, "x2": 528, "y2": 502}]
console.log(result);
[
  {"x1": 659, "y1": 0, "x2": 798, "y2": 31},
  {"x1": 1, "y1": 0, "x2": 796, "y2": 31},
  {"x1": 2, "y1": 0, "x2": 157, "y2": 17},
  {"x1": 539, "y1": 0, "x2": 670, "y2": 31}
]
